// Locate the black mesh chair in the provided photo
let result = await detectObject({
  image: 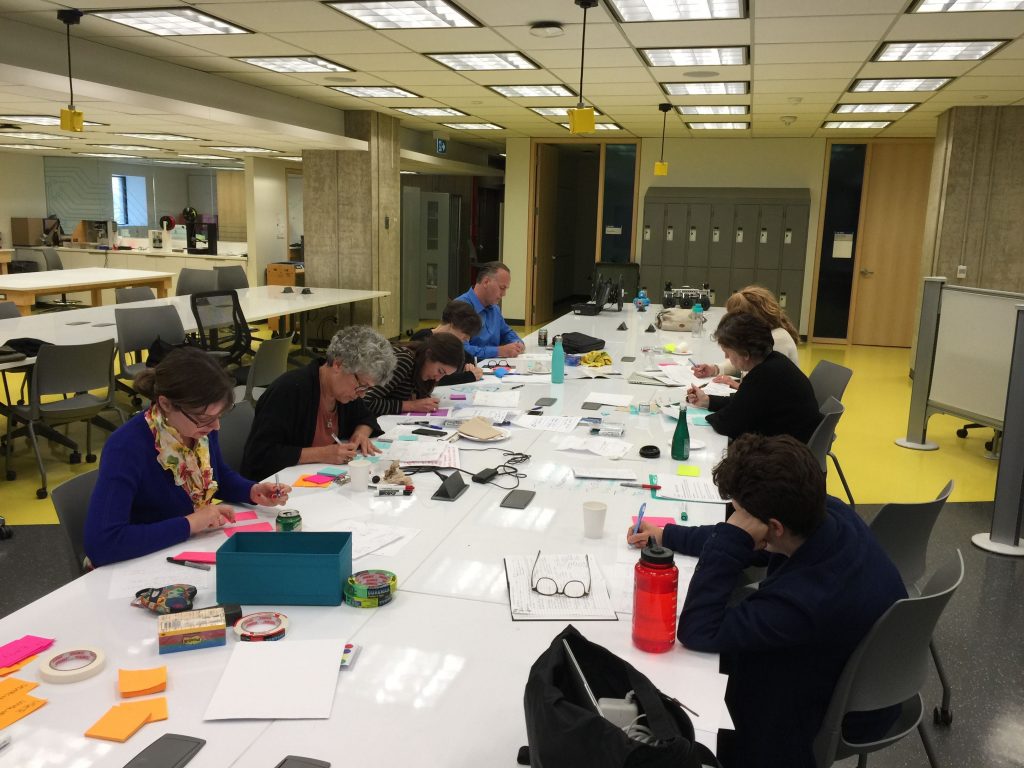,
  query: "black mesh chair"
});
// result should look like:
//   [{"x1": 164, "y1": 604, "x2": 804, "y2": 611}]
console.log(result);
[{"x1": 190, "y1": 290, "x2": 253, "y2": 370}]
